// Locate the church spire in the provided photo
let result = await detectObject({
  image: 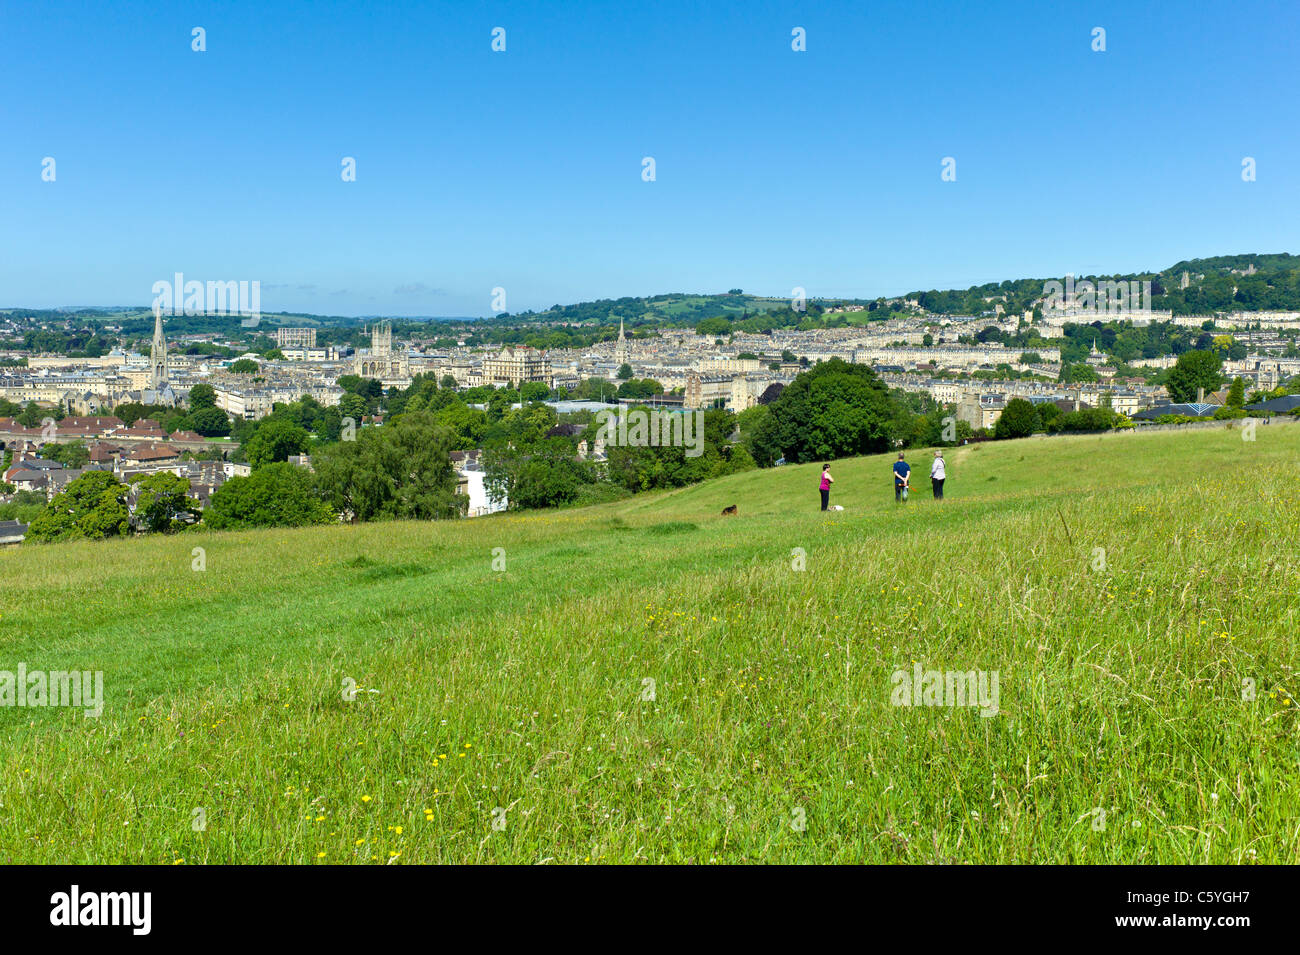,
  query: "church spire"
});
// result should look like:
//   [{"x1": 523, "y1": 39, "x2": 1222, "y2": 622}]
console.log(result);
[
  {"x1": 615, "y1": 316, "x2": 628, "y2": 366},
  {"x1": 150, "y1": 305, "x2": 168, "y2": 389}
]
